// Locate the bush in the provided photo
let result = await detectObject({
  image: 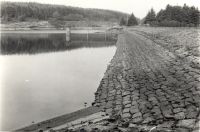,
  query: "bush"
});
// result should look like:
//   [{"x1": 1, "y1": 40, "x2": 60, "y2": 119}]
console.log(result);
[
  {"x1": 18, "y1": 15, "x2": 26, "y2": 21},
  {"x1": 48, "y1": 18, "x2": 65, "y2": 29},
  {"x1": 158, "y1": 20, "x2": 181, "y2": 27}
]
